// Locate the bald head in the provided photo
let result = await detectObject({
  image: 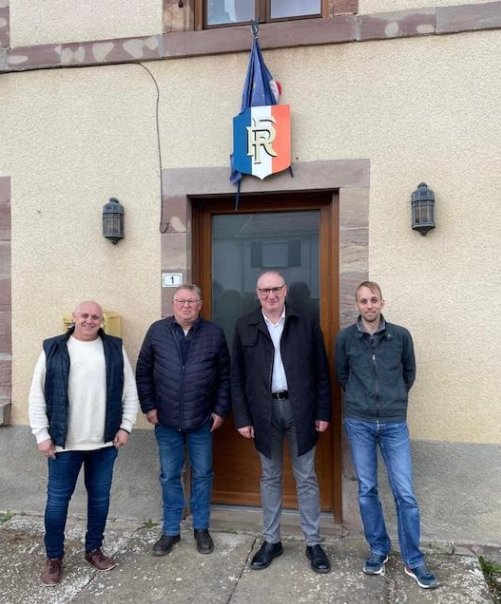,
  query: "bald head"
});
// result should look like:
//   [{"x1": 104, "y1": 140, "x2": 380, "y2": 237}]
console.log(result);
[{"x1": 72, "y1": 301, "x2": 103, "y2": 341}]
